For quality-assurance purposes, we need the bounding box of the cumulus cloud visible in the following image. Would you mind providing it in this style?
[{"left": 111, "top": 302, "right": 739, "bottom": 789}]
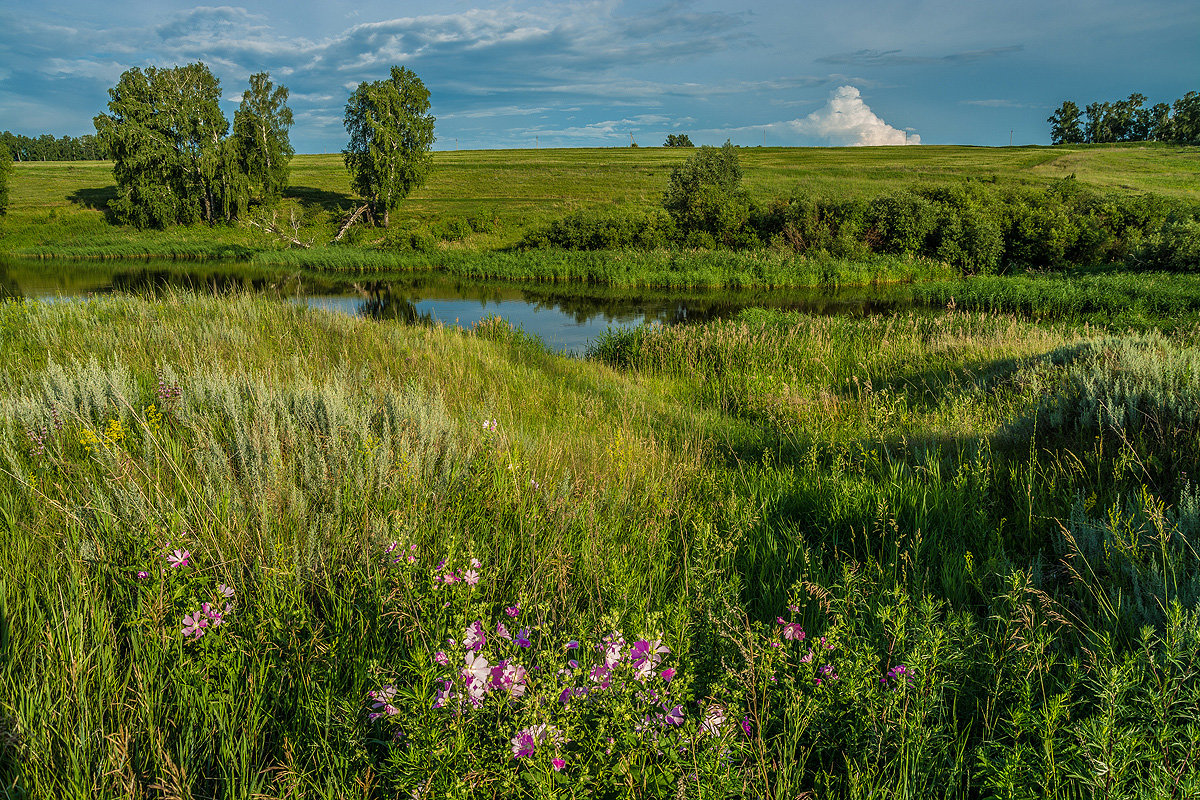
[{"left": 784, "top": 86, "right": 918, "bottom": 146}]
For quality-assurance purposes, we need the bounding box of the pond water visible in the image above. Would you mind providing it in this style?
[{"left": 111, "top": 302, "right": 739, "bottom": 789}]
[{"left": 1, "top": 258, "right": 914, "bottom": 354}]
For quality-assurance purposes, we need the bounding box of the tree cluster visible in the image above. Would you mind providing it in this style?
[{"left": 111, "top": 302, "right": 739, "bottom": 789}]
[
  {"left": 663, "top": 134, "right": 694, "bottom": 148},
  {"left": 1049, "top": 91, "right": 1199, "bottom": 145},
  {"left": 94, "top": 62, "right": 293, "bottom": 228},
  {"left": 1, "top": 131, "right": 105, "bottom": 162}
]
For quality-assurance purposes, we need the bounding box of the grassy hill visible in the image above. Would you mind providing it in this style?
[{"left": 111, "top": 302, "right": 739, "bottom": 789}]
[{"left": 3, "top": 144, "right": 1197, "bottom": 261}]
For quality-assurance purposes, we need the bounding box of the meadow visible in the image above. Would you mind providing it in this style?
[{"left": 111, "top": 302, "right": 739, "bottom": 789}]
[
  {"left": 2, "top": 289, "right": 1200, "bottom": 798},
  {"left": 2, "top": 143, "right": 1197, "bottom": 275}
]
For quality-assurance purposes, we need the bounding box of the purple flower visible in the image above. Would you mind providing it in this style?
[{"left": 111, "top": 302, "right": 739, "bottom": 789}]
[
  {"left": 496, "top": 621, "right": 511, "bottom": 641},
  {"left": 661, "top": 667, "right": 676, "bottom": 682},
  {"left": 777, "top": 618, "right": 806, "bottom": 641},
  {"left": 511, "top": 731, "right": 536, "bottom": 759},
  {"left": 663, "top": 704, "right": 684, "bottom": 726},
  {"left": 741, "top": 716, "right": 753, "bottom": 736},
  {"left": 505, "top": 605, "right": 520, "bottom": 618},
  {"left": 136, "top": 571, "right": 149, "bottom": 580},
  {"left": 434, "top": 651, "right": 449, "bottom": 666},
  {"left": 565, "top": 640, "right": 580, "bottom": 650},
  {"left": 515, "top": 628, "right": 532, "bottom": 648},
  {"left": 217, "top": 584, "right": 235, "bottom": 598},
  {"left": 462, "top": 569, "right": 480, "bottom": 585},
  {"left": 552, "top": 758, "right": 565, "bottom": 772},
  {"left": 463, "top": 621, "right": 486, "bottom": 652}
]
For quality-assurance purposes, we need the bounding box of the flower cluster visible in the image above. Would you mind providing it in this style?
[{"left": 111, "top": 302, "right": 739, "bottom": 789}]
[
  {"left": 880, "top": 664, "right": 911, "bottom": 689},
  {"left": 182, "top": 584, "right": 236, "bottom": 640}
]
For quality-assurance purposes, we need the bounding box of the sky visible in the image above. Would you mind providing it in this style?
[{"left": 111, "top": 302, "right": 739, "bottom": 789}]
[{"left": 1, "top": 0, "right": 1197, "bottom": 152}]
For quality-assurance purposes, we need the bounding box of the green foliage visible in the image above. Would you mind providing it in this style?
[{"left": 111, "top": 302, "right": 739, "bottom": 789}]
[
  {"left": 1048, "top": 101, "right": 1084, "bottom": 144},
  {"left": 1, "top": 130, "right": 105, "bottom": 161},
  {"left": 1136, "top": 218, "right": 1200, "bottom": 271},
  {"left": 663, "top": 133, "right": 694, "bottom": 147},
  {"left": 1052, "top": 89, "right": 1199, "bottom": 143},
  {"left": 232, "top": 72, "right": 295, "bottom": 203},
  {"left": 519, "top": 206, "right": 676, "bottom": 250},
  {"left": 94, "top": 63, "right": 247, "bottom": 228},
  {"left": 0, "top": 145, "right": 11, "bottom": 214},
  {"left": 343, "top": 66, "right": 436, "bottom": 227},
  {"left": 662, "top": 141, "right": 755, "bottom": 247}
]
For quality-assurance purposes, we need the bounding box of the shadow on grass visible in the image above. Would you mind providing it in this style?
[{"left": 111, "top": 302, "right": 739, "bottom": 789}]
[
  {"left": 284, "top": 186, "right": 357, "bottom": 212},
  {"left": 68, "top": 186, "right": 118, "bottom": 221}
]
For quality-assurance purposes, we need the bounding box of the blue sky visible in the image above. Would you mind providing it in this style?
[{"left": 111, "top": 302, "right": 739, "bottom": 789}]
[{"left": 1, "top": 0, "right": 1197, "bottom": 152}]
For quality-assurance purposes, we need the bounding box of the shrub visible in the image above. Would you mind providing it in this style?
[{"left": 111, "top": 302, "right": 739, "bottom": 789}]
[
  {"left": 662, "top": 141, "right": 751, "bottom": 246},
  {"left": 519, "top": 206, "right": 676, "bottom": 250},
  {"left": 1136, "top": 218, "right": 1200, "bottom": 271}
]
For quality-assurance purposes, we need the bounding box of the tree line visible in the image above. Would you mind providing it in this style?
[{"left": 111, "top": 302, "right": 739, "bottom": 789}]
[
  {"left": 1048, "top": 91, "right": 1199, "bottom": 145},
  {"left": 1, "top": 131, "right": 106, "bottom": 161},
  {"left": 90, "top": 61, "right": 433, "bottom": 230}
]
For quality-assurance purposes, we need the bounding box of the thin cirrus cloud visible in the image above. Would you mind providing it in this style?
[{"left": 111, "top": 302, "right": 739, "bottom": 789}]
[{"left": 817, "top": 46, "right": 1023, "bottom": 67}]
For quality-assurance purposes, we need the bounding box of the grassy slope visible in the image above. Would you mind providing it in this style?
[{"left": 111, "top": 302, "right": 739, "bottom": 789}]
[
  {"left": 3, "top": 144, "right": 1197, "bottom": 260},
  {"left": 4, "top": 294, "right": 1200, "bottom": 796}
]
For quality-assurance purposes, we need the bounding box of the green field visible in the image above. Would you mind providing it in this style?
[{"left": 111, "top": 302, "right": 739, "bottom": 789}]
[{"left": 3, "top": 144, "right": 1197, "bottom": 264}]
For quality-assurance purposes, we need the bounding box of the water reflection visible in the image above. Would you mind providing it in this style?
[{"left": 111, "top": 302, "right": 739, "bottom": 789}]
[{"left": 3, "top": 258, "right": 914, "bottom": 353}]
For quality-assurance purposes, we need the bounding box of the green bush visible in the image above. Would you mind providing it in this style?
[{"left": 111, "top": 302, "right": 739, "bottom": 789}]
[
  {"left": 1136, "top": 218, "right": 1200, "bottom": 271},
  {"left": 519, "top": 206, "right": 676, "bottom": 250}
]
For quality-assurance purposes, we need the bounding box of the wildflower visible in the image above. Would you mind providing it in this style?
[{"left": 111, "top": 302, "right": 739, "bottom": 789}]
[
  {"left": 510, "top": 724, "right": 562, "bottom": 759},
  {"left": 800, "top": 649, "right": 813, "bottom": 663},
  {"left": 515, "top": 628, "right": 532, "bottom": 648},
  {"left": 505, "top": 605, "right": 520, "bottom": 618},
  {"left": 820, "top": 636, "right": 833, "bottom": 650},
  {"left": 565, "top": 640, "right": 580, "bottom": 650},
  {"left": 463, "top": 620, "right": 486, "bottom": 652},
  {"left": 815, "top": 664, "right": 838, "bottom": 686},
  {"left": 661, "top": 667, "right": 676, "bottom": 682},
  {"left": 496, "top": 621, "right": 512, "bottom": 641},
  {"left": 385, "top": 541, "right": 398, "bottom": 554},
  {"left": 552, "top": 758, "right": 565, "bottom": 772},
  {"left": 462, "top": 569, "right": 480, "bottom": 585},
  {"left": 788, "top": 604, "right": 800, "bottom": 613},
  {"left": 217, "top": 584, "right": 235, "bottom": 598},
  {"left": 432, "top": 680, "right": 454, "bottom": 709},
  {"left": 136, "top": 571, "right": 149, "bottom": 580},
  {"left": 462, "top": 653, "right": 492, "bottom": 706},
  {"left": 700, "top": 704, "right": 726, "bottom": 736},
  {"left": 663, "top": 704, "right": 684, "bottom": 726},
  {"left": 166, "top": 549, "right": 191, "bottom": 569},
  {"left": 741, "top": 716, "right": 753, "bottom": 736},
  {"left": 881, "top": 664, "right": 911, "bottom": 688},
  {"left": 777, "top": 618, "right": 806, "bottom": 641},
  {"left": 181, "top": 611, "right": 207, "bottom": 639},
  {"left": 435, "top": 651, "right": 449, "bottom": 666},
  {"left": 368, "top": 686, "right": 400, "bottom": 718},
  {"left": 490, "top": 660, "right": 528, "bottom": 698},
  {"left": 470, "top": 557, "right": 481, "bottom": 568}
]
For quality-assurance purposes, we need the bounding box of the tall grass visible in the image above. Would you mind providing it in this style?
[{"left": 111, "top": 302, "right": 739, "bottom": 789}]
[{"left": 3, "top": 294, "right": 1200, "bottom": 797}]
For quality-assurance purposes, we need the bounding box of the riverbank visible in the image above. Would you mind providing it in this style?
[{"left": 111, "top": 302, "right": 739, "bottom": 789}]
[{"left": 3, "top": 292, "right": 1200, "bottom": 796}]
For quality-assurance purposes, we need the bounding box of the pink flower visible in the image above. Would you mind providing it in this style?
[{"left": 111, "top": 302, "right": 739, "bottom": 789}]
[
  {"left": 505, "top": 605, "right": 520, "bottom": 618},
  {"left": 552, "top": 758, "right": 565, "bottom": 771},
  {"left": 217, "top": 584, "right": 235, "bottom": 598},
  {"left": 181, "top": 611, "right": 207, "bottom": 639},
  {"left": 463, "top": 620, "right": 486, "bottom": 652},
  {"left": 136, "top": 571, "right": 149, "bottom": 580},
  {"left": 434, "top": 651, "right": 449, "bottom": 666},
  {"left": 166, "top": 549, "right": 190, "bottom": 569},
  {"left": 663, "top": 704, "right": 684, "bottom": 726},
  {"left": 495, "top": 621, "right": 512, "bottom": 640},
  {"left": 660, "top": 667, "right": 676, "bottom": 682},
  {"left": 462, "top": 569, "right": 480, "bottom": 585}
]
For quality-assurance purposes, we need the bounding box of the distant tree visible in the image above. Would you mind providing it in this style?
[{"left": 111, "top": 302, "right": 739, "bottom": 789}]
[
  {"left": 1145, "top": 102, "right": 1172, "bottom": 141},
  {"left": 1048, "top": 101, "right": 1084, "bottom": 144},
  {"left": 1168, "top": 91, "right": 1200, "bottom": 145},
  {"left": 343, "top": 66, "right": 436, "bottom": 227},
  {"left": 1084, "top": 101, "right": 1114, "bottom": 143},
  {"left": 233, "top": 72, "right": 294, "bottom": 203},
  {"left": 664, "top": 134, "right": 694, "bottom": 147},
  {"left": 0, "top": 144, "right": 12, "bottom": 214},
  {"left": 94, "top": 62, "right": 250, "bottom": 227},
  {"left": 1108, "top": 93, "right": 1145, "bottom": 141}
]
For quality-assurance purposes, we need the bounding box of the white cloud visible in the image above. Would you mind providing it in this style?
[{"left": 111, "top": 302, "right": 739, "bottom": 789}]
[{"left": 784, "top": 85, "right": 919, "bottom": 146}]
